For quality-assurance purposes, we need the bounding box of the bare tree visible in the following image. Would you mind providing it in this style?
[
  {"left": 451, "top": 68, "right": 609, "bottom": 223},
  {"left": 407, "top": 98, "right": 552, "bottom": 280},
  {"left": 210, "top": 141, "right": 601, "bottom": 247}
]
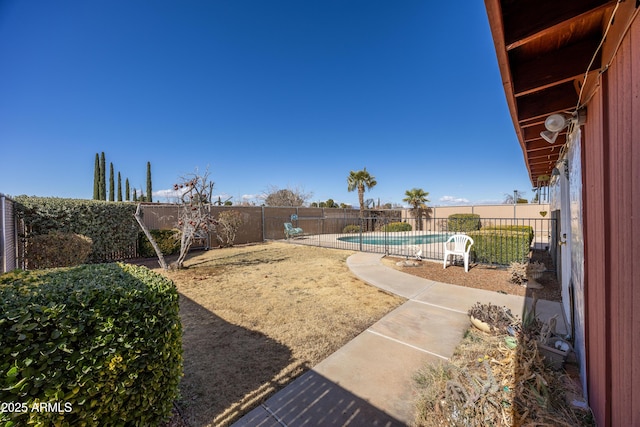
[
  {"left": 503, "top": 190, "right": 528, "bottom": 204},
  {"left": 216, "top": 210, "right": 243, "bottom": 247},
  {"left": 134, "top": 204, "right": 168, "bottom": 270},
  {"left": 263, "top": 185, "right": 312, "bottom": 207},
  {"left": 173, "top": 168, "right": 217, "bottom": 269}
]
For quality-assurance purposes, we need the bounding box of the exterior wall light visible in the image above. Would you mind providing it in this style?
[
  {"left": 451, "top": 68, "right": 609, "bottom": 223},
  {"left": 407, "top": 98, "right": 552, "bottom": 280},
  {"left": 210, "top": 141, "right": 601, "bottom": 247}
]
[
  {"left": 539, "top": 108, "right": 587, "bottom": 144},
  {"left": 545, "top": 114, "right": 569, "bottom": 132},
  {"left": 540, "top": 114, "right": 569, "bottom": 144},
  {"left": 541, "top": 129, "right": 560, "bottom": 144}
]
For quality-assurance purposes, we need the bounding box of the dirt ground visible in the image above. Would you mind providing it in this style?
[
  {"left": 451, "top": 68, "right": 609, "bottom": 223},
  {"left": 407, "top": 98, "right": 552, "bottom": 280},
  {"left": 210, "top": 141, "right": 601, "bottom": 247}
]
[
  {"left": 381, "top": 249, "right": 562, "bottom": 302},
  {"left": 142, "top": 242, "right": 404, "bottom": 427}
]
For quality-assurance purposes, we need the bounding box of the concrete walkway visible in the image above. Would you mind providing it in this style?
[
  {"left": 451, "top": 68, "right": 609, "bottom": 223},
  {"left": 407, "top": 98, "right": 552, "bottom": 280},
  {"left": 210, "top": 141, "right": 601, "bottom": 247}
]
[{"left": 233, "top": 253, "right": 566, "bottom": 426}]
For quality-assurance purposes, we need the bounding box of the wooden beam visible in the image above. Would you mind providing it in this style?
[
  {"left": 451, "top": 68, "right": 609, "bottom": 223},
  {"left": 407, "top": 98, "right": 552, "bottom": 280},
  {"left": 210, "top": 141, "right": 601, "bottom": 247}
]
[
  {"left": 529, "top": 159, "right": 556, "bottom": 167},
  {"left": 512, "top": 37, "right": 602, "bottom": 96},
  {"left": 503, "top": 0, "right": 614, "bottom": 50},
  {"left": 528, "top": 153, "right": 558, "bottom": 163},
  {"left": 520, "top": 117, "right": 546, "bottom": 129},
  {"left": 523, "top": 124, "right": 547, "bottom": 140},
  {"left": 516, "top": 81, "right": 578, "bottom": 121},
  {"left": 528, "top": 151, "right": 560, "bottom": 164},
  {"left": 527, "top": 145, "right": 560, "bottom": 156},
  {"left": 529, "top": 160, "right": 557, "bottom": 169},
  {"left": 525, "top": 134, "right": 568, "bottom": 148},
  {"left": 530, "top": 168, "right": 555, "bottom": 179}
]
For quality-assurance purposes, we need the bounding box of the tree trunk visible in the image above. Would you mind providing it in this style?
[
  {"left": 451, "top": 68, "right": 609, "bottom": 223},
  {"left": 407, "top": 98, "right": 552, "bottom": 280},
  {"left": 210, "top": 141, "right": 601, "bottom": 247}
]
[
  {"left": 175, "top": 230, "right": 194, "bottom": 269},
  {"left": 134, "top": 204, "right": 168, "bottom": 270}
]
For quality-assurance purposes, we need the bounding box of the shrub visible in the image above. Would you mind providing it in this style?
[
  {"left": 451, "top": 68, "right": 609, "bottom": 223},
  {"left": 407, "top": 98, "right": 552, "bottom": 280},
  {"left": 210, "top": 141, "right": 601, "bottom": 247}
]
[
  {"left": 216, "top": 210, "right": 244, "bottom": 247},
  {"left": 469, "top": 230, "right": 531, "bottom": 265},
  {"left": 381, "top": 222, "right": 412, "bottom": 232},
  {"left": 138, "top": 229, "right": 181, "bottom": 257},
  {"left": 342, "top": 224, "right": 361, "bottom": 234},
  {"left": 482, "top": 225, "right": 534, "bottom": 245},
  {"left": 14, "top": 196, "right": 139, "bottom": 264},
  {"left": 0, "top": 263, "right": 182, "bottom": 426},
  {"left": 447, "top": 214, "right": 481, "bottom": 233},
  {"left": 26, "top": 231, "right": 93, "bottom": 269}
]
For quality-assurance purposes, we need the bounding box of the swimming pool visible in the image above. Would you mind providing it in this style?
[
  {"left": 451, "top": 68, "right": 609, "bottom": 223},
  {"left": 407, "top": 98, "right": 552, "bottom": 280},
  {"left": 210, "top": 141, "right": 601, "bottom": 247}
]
[{"left": 337, "top": 233, "right": 450, "bottom": 245}]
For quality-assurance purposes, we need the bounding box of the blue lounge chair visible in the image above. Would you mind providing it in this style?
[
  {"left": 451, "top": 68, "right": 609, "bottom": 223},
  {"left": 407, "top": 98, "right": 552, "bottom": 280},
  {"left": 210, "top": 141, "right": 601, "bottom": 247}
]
[{"left": 284, "top": 222, "right": 303, "bottom": 239}]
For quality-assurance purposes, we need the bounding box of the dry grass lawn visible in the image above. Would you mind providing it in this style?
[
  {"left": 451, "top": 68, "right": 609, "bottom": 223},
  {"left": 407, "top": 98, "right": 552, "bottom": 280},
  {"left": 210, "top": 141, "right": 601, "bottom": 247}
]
[{"left": 152, "top": 242, "right": 404, "bottom": 427}]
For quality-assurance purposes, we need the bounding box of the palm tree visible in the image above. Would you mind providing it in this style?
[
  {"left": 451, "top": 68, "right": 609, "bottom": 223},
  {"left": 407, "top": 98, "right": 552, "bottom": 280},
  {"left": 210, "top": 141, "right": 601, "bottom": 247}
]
[
  {"left": 403, "top": 188, "right": 430, "bottom": 231},
  {"left": 347, "top": 168, "right": 377, "bottom": 219}
]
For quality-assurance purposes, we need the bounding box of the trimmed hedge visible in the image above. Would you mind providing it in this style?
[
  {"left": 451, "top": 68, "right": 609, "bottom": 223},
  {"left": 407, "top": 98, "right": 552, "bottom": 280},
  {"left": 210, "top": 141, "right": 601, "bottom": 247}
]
[
  {"left": 138, "top": 229, "right": 181, "bottom": 257},
  {"left": 482, "top": 225, "right": 534, "bottom": 244},
  {"left": 468, "top": 230, "right": 531, "bottom": 265},
  {"left": 342, "top": 224, "right": 361, "bottom": 234},
  {"left": 0, "top": 263, "right": 182, "bottom": 426},
  {"left": 447, "top": 214, "right": 481, "bottom": 233},
  {"left": 26, "top": 232, "right": 93, "bottom": 269},
  {"left": 381, "top": 222, "right": 412, "bottom": 232},
  {"left": 14, "top": 196, "right": 139, "bottom": 264}
]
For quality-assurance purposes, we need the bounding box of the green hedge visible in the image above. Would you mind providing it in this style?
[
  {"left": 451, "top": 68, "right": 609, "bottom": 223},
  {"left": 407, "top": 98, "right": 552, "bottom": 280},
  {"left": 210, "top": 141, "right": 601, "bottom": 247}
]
[
  {"left": 468, "top": 230, "right": 531, "bottom": 265},
  {"left": 27, "top": 232, "right": 93, "bottom": 269},
  {"left": 138, "top": 229, "right": 181, "bottom": 257},
  {"left": 482, "top": 225, "right": 534, "bottom": 244},
  {"left": 342, "top": 224, "right": 361, "bottom": 234},
  {"left": 381, "top": 222, "right": 412, "bottom": 232},
  {"left": 447, "top": 214, "right": 481, "bottom": 233},
  {"left": 0, "top": 263, "right": 182, "bottom": 426},
  {"left": 14, "top": 196, "right": 139, "bottom": 264}
]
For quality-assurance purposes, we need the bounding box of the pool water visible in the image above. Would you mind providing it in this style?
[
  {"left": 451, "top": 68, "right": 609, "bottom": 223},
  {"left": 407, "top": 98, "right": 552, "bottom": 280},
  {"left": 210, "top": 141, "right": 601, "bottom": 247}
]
[{"left": 337, "top": 233, "right": 449, "bottom": 245}]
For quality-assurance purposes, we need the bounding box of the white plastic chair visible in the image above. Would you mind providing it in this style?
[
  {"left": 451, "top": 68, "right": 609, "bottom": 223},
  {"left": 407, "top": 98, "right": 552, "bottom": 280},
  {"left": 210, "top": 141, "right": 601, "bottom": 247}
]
[{"left": 443, "top": 234, "right": 474, "bottom": 272}]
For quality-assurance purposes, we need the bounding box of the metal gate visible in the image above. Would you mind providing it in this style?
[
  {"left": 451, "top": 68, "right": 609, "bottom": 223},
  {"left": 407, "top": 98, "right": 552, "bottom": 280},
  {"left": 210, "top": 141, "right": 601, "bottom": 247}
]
[{"left": 1, "top": 194, "right": 17, "bottom": 273}]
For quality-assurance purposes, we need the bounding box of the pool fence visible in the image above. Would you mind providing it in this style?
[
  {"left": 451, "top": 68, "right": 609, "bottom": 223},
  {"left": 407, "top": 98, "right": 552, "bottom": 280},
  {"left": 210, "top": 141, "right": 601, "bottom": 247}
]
[{"left": 271, "top": 213, "right": 556, "bottom": 267}]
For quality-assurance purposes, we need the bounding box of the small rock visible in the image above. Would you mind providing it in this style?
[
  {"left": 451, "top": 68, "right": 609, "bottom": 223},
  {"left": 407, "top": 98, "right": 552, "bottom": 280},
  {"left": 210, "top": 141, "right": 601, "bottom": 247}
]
[{"left": 396, "top": 260, "right": 420, "bottom": 267}]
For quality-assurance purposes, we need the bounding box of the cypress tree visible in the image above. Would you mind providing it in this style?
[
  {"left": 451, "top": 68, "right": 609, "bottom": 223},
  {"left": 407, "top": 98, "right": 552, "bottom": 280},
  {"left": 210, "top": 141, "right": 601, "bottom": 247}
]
[
  {"left": 93, "top": 153, "right": 100, "bottom": 200},
  {"left": 109, "top": 163, "right": 115, "bottom": 201},
  {"left": 99, "top": 152, "right": 106, "bottom": 200},
  {"left": 125, "top": 178, "right": 130, "bottom": 201},
  {"left": 146, "top": 161, "right": 153, "bottom": 203},
  {"left": 117, "top": 172, "right": 123, "bottom": 201},
  {"left": 133, "top": 189, "right": 138, "bottom": 202}
]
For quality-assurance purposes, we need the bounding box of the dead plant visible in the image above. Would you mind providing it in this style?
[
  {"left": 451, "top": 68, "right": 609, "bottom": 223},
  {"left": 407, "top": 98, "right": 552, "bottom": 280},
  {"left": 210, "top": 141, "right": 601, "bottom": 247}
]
[
  {"left": 414, "top": 328, "right": 595, "bottom": 427},
  {"left": 508, "top": 261, "right": 528, "bottom": 285},
  {"left": 468, "top": 302, "right": 518, "bottom": 334}
]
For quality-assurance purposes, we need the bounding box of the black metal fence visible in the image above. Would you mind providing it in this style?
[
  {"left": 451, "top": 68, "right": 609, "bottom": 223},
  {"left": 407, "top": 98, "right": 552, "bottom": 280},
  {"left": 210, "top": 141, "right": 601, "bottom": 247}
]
[{"left": 273, "top": 215, "right": 556, "bottom": 268}]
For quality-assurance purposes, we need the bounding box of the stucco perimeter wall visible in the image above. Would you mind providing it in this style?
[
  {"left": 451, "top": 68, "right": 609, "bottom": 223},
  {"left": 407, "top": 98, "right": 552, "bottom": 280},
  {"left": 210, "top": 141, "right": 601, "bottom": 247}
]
[
  {"left": 401, "top": 203, "right": 551, "bottom": 233},
  {"left": 430, "top": 203, "right": 550, "bottom": 219}
]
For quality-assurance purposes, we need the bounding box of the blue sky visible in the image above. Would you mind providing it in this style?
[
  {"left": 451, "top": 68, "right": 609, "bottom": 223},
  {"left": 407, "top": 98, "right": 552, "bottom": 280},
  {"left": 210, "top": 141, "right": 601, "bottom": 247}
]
[{"left": 0, "top": 0, "right": 533, "bottom": 207}]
